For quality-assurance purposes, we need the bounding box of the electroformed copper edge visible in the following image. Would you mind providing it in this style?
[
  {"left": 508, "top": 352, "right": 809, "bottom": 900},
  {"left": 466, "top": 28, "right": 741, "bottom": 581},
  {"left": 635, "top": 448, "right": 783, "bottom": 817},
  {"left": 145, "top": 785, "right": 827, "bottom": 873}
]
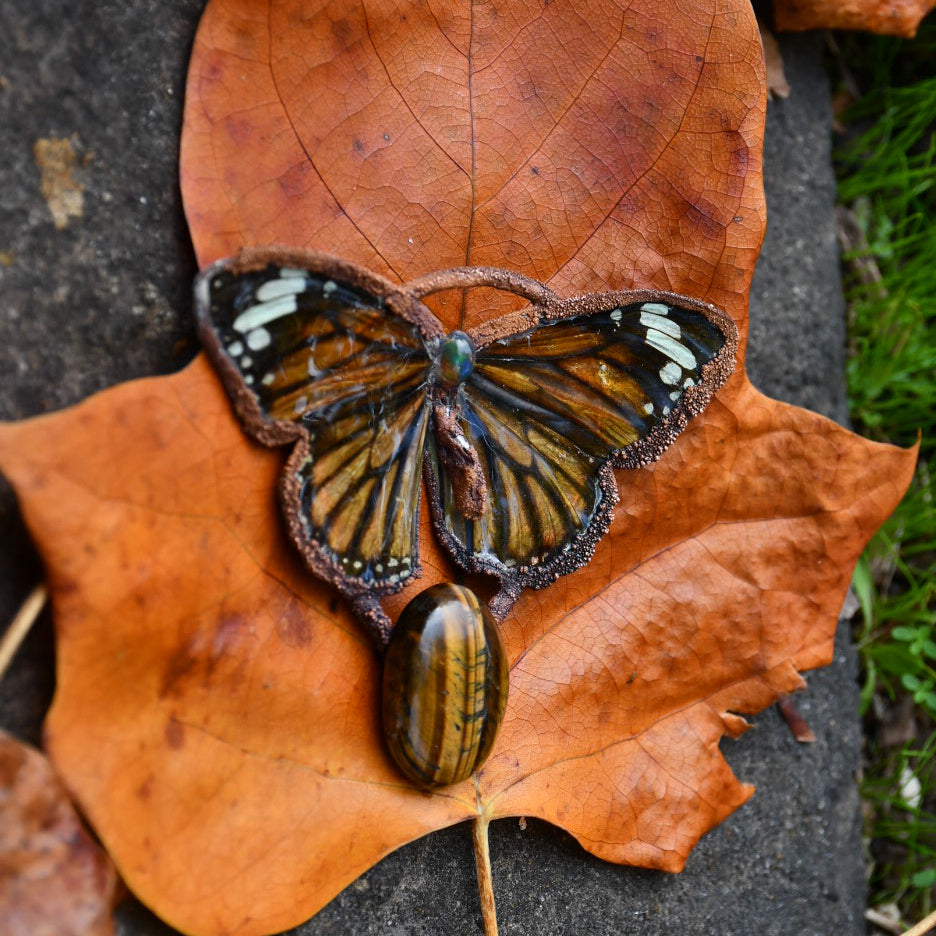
[{"left": 195, "top": 246, "right": 739, "bottom": 645}]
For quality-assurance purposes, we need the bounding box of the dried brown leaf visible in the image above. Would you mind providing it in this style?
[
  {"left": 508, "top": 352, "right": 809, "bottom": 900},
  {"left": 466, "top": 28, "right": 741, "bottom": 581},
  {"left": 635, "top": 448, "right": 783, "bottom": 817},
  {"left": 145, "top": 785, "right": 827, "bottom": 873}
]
[
  {"left": 0, "top": 730, "right": 117, "bottom": 936},
  {"left": 0, "top": 1, "right": 917, "bottom": 934}
]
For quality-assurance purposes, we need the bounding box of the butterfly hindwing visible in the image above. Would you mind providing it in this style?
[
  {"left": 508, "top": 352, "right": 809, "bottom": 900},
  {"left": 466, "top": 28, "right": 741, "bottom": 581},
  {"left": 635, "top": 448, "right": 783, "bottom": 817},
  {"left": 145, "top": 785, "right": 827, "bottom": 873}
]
[
  {"left": 196, "top": 258, "right": 433, "bottom": 596},
  {"left": 428, "top": 297, "right": 734, "bottom": 599}
]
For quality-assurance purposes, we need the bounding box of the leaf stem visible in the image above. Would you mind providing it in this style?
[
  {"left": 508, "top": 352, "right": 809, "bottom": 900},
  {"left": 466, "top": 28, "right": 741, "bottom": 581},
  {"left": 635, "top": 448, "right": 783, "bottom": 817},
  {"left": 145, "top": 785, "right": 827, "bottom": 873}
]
[
  {"left": 472, "top": 815, "right": 498, "bottom": 936},
  {"left": 0, "top": 583, "right": 48, "bottom": 684}
]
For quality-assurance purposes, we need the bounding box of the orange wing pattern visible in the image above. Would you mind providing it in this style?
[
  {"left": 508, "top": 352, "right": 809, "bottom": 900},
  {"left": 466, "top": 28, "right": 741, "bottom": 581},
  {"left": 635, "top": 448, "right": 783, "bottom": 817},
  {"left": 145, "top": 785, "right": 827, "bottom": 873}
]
[
  {"left": 197, "top": 255, "right": 735, "bottom": 621},
  {"left": 428, "top": 302, "right": 729, "bottom": 598}
]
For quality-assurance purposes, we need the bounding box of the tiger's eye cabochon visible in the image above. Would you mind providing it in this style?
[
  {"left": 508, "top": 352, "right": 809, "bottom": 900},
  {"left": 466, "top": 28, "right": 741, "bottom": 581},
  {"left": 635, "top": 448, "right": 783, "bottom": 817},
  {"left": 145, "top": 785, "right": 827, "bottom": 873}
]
[{"left": 381, "top": 584, "right": 509, "bottom": 788}]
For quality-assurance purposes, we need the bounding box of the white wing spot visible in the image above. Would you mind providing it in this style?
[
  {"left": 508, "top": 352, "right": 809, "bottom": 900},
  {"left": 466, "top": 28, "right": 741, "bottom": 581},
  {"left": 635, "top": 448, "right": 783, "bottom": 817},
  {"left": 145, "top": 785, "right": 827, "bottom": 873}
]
[
  {"left": 322, "top": 280, "right": 337, "bottom": 294},
  {"left": 659, "top": 361, "right": 682, "bottom": 385},
  {"left": 610, "top": 309, "right": 623, "bottom": 323},
  {"left": 240, "top": 355, "right": 253, "bottom": 369},
  {"left": 640, "top": 310, "right": 681, "bottom": 339},
  {"left": 233, "top": 295, "right": 298, "bottom": 332},
  {"left": 647, "top": 330, "right": 696, "bottom": 370},
  {"left": 256, "top": 277, "right": 306, "bottom": 302},
  {"left": 261, "top": 373, "right": 275, "bottom": 387},
  {"left": 227, "top": 341, "right": 244, "bottom": 357},
  {"left": 246, "top": 327, "right": 272, "bottom": 351},
  {"left": 279, "top": 267, "right": 306, "bottom": 278},
  {"left": 294, "top": 395, "right": 308, "bottom": 414},
  {"left": 683, "top": 377, "right": 696, "bottom": 389},
  {"left": 641, "top": 302, "right": 670, "bottom": 316},
  {"left": 643, "top": 402, "right": 654, "bottom": 414}
]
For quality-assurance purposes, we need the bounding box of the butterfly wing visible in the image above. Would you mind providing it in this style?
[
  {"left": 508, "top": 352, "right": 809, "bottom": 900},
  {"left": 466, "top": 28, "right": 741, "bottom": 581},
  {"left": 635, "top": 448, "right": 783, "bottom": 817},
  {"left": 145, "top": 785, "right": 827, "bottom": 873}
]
[
  {"left": 427, "top": 296, "right": 736, "bottom": 610},
  {"left": 195, "top": 256, "right": 433, "bottom": 599}
]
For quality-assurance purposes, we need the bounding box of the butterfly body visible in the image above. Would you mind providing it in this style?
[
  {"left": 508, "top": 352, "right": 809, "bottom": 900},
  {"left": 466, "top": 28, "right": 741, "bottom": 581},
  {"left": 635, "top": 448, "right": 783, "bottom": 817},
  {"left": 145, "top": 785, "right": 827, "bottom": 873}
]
[
  {"left": 436, "top": 332, "right": 476, "bottom": 386},
  {"left": 196, "top": 248, "right": 737, "bottom": 644}
]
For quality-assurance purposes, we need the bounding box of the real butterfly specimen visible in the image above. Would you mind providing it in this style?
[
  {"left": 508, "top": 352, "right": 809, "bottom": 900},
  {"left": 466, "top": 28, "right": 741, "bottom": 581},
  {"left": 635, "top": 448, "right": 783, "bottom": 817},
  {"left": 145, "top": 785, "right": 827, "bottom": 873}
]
[
  {"left": 196, "top": 247, "right": 737, "bottom": 639},
  {"left": 195, "top": 247, "right": 737, "bottom": 787}
]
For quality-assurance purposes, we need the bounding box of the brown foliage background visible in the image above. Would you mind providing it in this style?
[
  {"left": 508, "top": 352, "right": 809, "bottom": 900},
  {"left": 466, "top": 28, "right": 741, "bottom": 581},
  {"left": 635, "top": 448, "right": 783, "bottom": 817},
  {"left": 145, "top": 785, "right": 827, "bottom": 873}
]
[
  {"left": 0, "top": 731, "right": 117, "bottom": 936},
  {"left": 774, "top": 0, "right": 936, "bottom": 38}
]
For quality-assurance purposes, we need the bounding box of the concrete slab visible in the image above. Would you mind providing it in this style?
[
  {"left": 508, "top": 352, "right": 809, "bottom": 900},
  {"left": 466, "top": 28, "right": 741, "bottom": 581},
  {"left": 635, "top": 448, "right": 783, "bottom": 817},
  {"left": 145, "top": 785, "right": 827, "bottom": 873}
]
[{"left": 0, "top": 6, "right": 863, "bottom": 934}]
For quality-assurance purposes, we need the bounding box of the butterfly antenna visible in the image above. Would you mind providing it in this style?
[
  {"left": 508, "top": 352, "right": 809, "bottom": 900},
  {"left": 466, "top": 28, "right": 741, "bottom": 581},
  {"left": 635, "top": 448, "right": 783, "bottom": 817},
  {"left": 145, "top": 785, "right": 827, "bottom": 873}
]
[{"left": 405, "top": 267, "right": 559, "bottom": 309}]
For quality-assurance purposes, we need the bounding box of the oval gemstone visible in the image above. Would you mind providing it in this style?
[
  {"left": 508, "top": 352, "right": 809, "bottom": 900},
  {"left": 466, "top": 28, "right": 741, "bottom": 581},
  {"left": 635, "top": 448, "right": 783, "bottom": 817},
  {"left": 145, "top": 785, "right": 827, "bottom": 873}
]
[
  {"left": 437, "top": 331, "right": 475, "bottom": 385},
  {"left": 381, "top": 583, "right": 508, "bottom": 788}
]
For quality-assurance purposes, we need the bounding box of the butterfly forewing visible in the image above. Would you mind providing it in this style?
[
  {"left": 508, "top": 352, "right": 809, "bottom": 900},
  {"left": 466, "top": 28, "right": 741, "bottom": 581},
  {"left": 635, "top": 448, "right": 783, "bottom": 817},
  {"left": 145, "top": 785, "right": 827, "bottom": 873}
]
[
  {"left": 198, "top": 261, "right": 433, "bottom": 594},
  {"left": 430, "top": 299, "right": 731, "bottom": 587}
]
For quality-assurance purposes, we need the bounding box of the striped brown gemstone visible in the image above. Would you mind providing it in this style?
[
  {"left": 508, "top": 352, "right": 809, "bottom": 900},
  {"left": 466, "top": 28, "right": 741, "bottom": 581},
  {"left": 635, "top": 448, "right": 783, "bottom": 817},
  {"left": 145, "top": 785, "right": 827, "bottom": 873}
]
[{"left": 381, "top": 583, "right": 508, "bottom": 788}]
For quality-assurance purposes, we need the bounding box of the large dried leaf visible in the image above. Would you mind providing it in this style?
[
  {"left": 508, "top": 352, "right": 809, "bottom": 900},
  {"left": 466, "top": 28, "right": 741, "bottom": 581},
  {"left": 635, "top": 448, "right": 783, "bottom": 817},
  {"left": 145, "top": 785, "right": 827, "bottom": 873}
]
[
  {"left": 0, "top": 364, "right": 912, "bottom": 936},
  {"left": 0, "top": 730, "right": 117, "bottom": 936},
  {"left": 774, "top": 0, "right": 936, "bottom": 37},
  {"left": 180, "top": 0, "right": 767, "bottom": 327},
  {"left": 0, "top": 1, "right": 917, "bottom": 935}
]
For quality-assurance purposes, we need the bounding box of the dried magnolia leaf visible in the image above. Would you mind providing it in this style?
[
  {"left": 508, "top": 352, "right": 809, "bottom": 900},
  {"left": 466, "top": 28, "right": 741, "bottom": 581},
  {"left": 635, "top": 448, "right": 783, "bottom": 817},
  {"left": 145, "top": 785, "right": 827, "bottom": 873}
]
[
  {"left": 0, "top": 730, "right": 117, "bottom": 936},
  {"left": 0, "top": 1, "right": 917, "bottom": 935},
  {"left": 0, "top": 364, "right": 913, "bottom": 936},
  {"left": 774, "top": 0, "right": 936, "bottom": 37}
]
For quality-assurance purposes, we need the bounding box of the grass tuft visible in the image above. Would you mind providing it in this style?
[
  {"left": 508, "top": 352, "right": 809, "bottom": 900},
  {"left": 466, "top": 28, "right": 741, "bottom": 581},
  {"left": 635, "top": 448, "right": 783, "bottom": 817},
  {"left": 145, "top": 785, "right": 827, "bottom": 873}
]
[{"left": 833, "top": 21, "right": 936, "bottom": 924}]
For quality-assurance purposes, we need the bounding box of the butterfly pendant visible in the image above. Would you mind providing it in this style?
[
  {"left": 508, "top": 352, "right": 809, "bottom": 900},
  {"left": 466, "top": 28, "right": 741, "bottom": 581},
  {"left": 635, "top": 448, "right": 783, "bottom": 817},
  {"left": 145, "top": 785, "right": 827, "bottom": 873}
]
[{"left": 195, "top": 248, "right": 737, "bottom": 646}]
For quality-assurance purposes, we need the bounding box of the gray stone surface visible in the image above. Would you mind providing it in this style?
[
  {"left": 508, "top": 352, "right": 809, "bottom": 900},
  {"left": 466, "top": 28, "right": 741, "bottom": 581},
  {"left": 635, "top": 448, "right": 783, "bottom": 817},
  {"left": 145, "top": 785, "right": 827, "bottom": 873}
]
[
  {"left": 748, "top": 36, "right": 850, "bottom": 426},
  {"left": 0, "top": 6, "right": 863, "bottom": 935}
]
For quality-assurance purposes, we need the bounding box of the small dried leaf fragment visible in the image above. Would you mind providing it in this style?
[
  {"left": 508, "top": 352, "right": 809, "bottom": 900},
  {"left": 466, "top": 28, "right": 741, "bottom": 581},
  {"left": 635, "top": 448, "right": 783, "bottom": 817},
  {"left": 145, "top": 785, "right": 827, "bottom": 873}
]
[
  {"left": 33, "top": 137, "right": 85, "bottom": 230},
  {"left": 0, "top": 729, "right": 117, "bottom": 936},
  {"left": 774, "top": 0, "right": 936, "bottom": 37},
  {"left": 761, "top": 27, "right": 791, "bottom": 100},
  {"left": 777, "top": 695, "right": 817, "bottom": 743}
]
